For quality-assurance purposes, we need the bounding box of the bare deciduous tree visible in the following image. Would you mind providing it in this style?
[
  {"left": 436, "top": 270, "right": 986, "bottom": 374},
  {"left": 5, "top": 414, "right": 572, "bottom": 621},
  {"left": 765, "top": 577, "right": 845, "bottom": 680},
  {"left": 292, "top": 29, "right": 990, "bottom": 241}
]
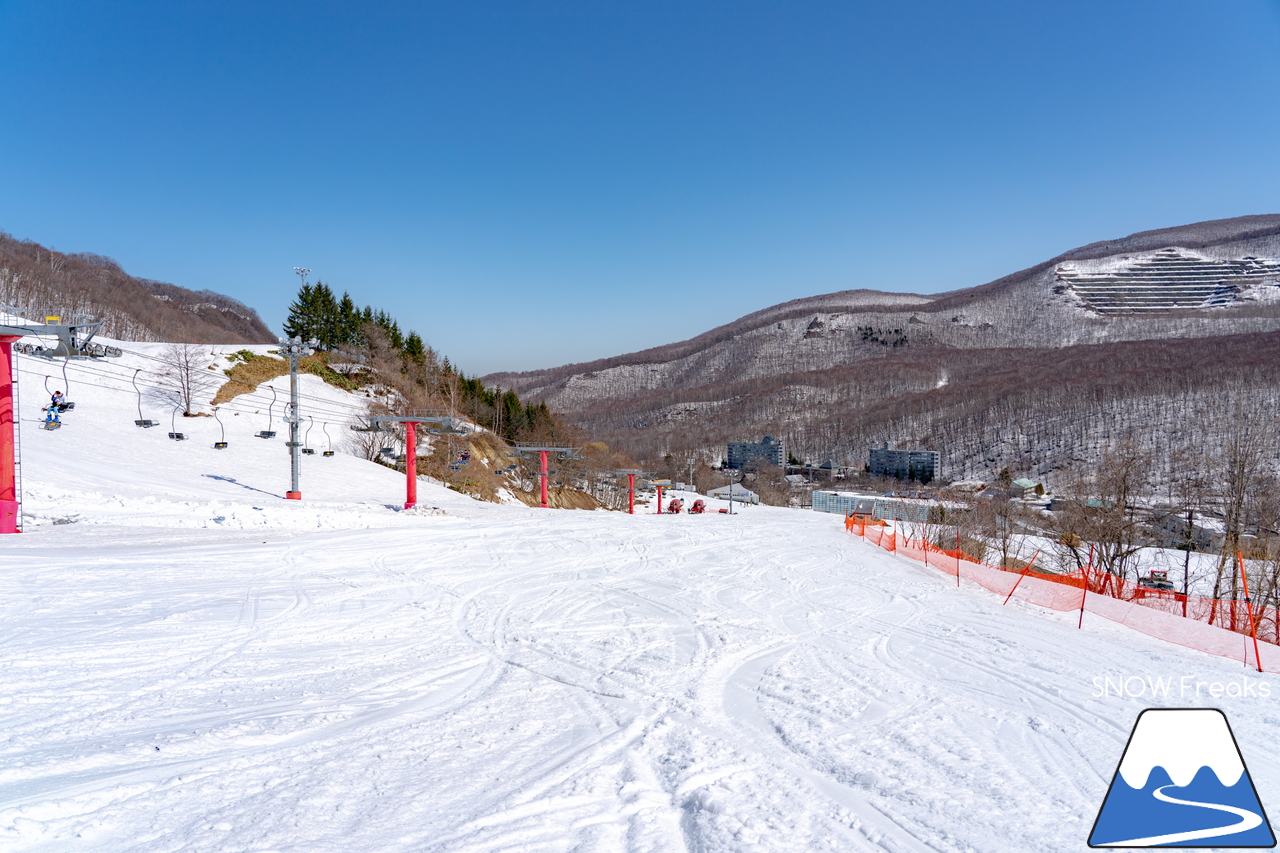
[
  {"left": 1052, "top": 444, "right": 1151, "bottom": 582},
  {"left": 156, "top": 343, "right": 217, "bottom": 415}
]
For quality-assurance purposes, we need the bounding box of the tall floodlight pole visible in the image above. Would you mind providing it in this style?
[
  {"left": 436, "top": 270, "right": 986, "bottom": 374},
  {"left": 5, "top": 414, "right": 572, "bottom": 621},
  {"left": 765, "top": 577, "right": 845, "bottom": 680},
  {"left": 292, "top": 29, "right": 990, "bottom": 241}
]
[{"left": 281, "top": 335, "right": 317, "bottom": 499}]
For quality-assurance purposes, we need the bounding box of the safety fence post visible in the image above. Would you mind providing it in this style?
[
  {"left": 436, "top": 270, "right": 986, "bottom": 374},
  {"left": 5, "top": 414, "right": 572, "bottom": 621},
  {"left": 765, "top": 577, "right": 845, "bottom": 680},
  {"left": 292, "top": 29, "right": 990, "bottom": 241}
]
[
  {"left": 1238, "top": 551, "right": 1265, "bottom": 673},
  {"left": 1002, "top": 550, "right": 1041, "bottom": 606}
]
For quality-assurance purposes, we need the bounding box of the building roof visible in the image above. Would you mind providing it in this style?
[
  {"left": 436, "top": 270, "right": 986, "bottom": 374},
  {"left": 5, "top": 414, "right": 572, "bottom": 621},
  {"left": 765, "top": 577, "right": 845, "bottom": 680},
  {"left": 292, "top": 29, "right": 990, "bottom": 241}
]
[
  {"left": 708, "top": 484, "right": 758, "bottom": 497},
  {"left": 1011, "top": 478, "right": 1039, "bottom": 490}
]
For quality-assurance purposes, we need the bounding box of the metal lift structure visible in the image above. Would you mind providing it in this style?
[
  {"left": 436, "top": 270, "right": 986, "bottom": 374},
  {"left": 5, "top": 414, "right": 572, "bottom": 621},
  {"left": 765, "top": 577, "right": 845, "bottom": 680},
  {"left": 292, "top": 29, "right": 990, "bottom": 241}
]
[
  {"left": 612, "top": 469, "right": 649, "bottom": 515},
  {"left": 353, "top": 410, "right": 467, "bottom": 509},
  {"left": 0, "top": 307, "right": 121, "bottom": 533},
  {"left": 514, "top": 442, "right": 581, "bottom": 508}
]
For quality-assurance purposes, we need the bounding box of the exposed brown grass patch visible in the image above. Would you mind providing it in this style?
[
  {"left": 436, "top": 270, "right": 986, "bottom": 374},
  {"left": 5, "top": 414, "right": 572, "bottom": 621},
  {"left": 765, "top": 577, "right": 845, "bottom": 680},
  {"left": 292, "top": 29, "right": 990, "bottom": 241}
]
[
  {"left": 211, "top": 352, "right": 350, "bottom": 406},
  {"left": 211, "top": 353, "right": 288, "bottom": 405}
]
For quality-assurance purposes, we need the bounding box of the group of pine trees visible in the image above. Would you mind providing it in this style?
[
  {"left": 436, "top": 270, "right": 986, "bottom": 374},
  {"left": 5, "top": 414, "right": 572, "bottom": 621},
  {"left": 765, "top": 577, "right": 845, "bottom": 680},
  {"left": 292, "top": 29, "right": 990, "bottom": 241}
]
[
  {"left": 282, "top": 281, "right": 428, "bottom": 358},
  {"left": 281, "top": 280, "right": 566, "bottom": 444}
]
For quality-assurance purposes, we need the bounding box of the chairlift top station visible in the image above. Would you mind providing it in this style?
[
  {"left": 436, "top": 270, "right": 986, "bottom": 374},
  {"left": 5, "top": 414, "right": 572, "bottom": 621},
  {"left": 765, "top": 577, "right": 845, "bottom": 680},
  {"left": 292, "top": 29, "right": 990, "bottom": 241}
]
[{"left": 0, "top": 307, "right": 122, "bottom": 533}]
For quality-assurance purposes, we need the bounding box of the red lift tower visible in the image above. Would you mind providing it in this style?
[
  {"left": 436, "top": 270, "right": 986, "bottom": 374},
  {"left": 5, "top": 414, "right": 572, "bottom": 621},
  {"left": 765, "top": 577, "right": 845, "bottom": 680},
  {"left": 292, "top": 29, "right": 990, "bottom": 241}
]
[
  {"left": 0, "top": 308, "right": 121, "bottom": 533},
  {"left": 354, "top": 411, "right": 466, "bottom": 509},
  {"left": 612, "top": 469, "right": 649, "bottom": 514},
  {"left": 513, "top": 442, "right": 581, "bottom": 508}
]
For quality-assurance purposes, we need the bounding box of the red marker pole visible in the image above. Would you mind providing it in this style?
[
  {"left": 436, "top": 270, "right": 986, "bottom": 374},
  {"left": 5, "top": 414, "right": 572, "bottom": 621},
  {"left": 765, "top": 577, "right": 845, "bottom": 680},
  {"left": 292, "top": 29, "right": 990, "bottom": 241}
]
[
  {"left": 628, "top": 473, "right": 635, "bottom": 515},
  {"left": 0, "top": 336, "right": 20, "bottom": 533},
  {"left": 540, "top": 450, "right": 549, "bottom": 508},
  {"left": 657, "top": 485, "right": 663, "bottom": 514},
  {"left": 404, "top": 421, "right": 417, "bottom": 510},
  {"left": 1002, "top": 550, "right": 1041, "bottom": 606}
]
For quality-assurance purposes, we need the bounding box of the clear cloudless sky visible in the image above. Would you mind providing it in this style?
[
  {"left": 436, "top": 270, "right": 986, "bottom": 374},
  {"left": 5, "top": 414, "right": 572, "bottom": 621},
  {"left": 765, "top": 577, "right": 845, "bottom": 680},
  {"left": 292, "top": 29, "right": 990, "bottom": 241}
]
[{"left": 3, "top": 0, "right": 1280, "bottom": 374}]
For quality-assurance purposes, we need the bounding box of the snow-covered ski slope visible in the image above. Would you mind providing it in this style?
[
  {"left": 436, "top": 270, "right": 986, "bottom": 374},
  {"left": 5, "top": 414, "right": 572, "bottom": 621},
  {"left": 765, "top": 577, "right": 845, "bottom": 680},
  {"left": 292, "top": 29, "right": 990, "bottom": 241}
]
[{"left": 3, "top": 343, "right": 1278, "bottom": 852}]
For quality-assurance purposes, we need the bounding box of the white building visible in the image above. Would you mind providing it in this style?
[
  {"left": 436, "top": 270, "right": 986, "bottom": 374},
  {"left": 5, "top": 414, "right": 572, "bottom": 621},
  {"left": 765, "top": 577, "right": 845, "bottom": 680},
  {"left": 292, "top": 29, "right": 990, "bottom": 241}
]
[{"left": 708, "top": 483, "right": 760, "bottom": 505}]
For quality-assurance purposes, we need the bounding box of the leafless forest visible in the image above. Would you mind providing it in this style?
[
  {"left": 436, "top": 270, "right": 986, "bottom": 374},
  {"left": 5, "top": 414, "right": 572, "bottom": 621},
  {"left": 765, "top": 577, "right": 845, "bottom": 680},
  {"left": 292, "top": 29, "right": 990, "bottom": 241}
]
[
  {"left": 485, "top": 215, "right": 1280, "bottom": 484},
  {"left": 0, "top": 232, "right": 274, "bottom": 344}
]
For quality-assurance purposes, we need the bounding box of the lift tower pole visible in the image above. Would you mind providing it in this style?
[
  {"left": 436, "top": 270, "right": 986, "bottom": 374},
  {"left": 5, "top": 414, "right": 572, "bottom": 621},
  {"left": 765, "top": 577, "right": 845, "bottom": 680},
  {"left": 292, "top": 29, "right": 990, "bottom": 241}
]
[
  {"left": 354, "top": 411, "right": 467, "bottom": 509},
  {"left": 612, "top": 469, "right": 648, "bottom": 515},
  {"left": 280, "top": 336, "right": 317, "bottom": 500},
  {"left": 514, "top": 443, "right": 581, "bottom": 508}
]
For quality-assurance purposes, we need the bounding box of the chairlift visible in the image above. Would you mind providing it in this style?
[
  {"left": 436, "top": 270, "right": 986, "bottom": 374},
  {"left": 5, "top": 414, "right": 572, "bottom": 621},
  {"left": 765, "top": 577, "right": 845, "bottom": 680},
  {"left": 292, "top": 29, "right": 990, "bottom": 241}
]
[
  {"left": 301, "top": 416, "right": 316, "bottom": 454},
  {"left": 132, "top": 369, "right": 157, "bottom": 427},
  {"left": 379, "top": 446, "right": 395, "bottom": 456},
  {"left": 212, "top": 407, "right": 228, "bottom": 449},
  {"left": 350, "top": 415, "right": 387, "bottom": 433},
  {"left": 42, "top": 375, "right": 73, "bottom": 413},
  {"left": 59, "top": 360, "right": 74, "bottom": 410},
  {"left": 256, "top": 386, "right": 277, "bottom": 438},
  {"left": 168, "top": 406, "right": 188, "bottom": 441},
  {"left": 322, "top": 422, "right": 335, "bottom": 457}
]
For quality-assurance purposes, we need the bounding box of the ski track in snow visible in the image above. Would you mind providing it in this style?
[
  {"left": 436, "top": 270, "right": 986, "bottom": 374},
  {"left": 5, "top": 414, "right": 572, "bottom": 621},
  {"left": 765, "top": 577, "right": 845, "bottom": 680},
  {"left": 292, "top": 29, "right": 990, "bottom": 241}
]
[{"left": 2, "top": 343, "right": 1278, "bottom": 851}]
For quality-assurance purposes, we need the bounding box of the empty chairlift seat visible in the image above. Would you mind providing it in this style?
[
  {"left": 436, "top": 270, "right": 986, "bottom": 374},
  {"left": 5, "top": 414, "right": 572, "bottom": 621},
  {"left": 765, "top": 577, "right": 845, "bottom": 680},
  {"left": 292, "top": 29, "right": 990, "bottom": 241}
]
[
  {"left": 131, "top": 369, "right": 157, "bottom": 427},
  {"left": 256, "top": 386, "right": 278, "bottom": 438},
  {"left": 168, "top": 408, "right": 187, "bottom": 441}
]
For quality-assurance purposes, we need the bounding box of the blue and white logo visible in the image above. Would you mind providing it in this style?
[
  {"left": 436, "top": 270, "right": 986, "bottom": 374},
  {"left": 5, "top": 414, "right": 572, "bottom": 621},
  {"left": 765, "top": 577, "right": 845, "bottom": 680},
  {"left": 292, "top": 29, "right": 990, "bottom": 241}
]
[{"left": 1090, "top": 708, "right": 1275, "bottom": 848}]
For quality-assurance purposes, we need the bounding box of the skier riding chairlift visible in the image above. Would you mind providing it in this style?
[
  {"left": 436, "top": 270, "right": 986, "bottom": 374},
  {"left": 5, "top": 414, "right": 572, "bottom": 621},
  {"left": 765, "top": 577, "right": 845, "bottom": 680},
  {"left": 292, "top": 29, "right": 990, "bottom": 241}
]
[{"left": 42, "top": 406, "right": 62, "bottom": 430}]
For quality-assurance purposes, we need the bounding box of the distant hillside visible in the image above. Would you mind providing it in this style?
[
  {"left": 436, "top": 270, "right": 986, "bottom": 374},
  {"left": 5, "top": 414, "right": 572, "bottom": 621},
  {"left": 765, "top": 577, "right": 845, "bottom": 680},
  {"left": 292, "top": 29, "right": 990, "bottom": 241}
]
[
  {"left": 0, "top": 232, "right": 275, "bottom": 343},
  {"left": 484, "top": 214, "right": 1280, "bottom": 480}
]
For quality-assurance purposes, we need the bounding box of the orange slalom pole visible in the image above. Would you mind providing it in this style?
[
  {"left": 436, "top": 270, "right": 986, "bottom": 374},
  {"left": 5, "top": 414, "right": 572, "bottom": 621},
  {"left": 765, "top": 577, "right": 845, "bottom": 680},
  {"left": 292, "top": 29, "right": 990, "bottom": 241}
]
[{"left": 1238, "top": 551, "right": 1265, "bottom": 673}]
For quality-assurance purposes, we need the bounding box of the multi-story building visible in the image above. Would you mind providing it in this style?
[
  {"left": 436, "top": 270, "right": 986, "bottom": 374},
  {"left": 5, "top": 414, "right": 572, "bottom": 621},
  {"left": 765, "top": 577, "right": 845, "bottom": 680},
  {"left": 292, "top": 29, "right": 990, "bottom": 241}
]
[
  {"left": 868, "top": 443, "right": 939, "bottom": 482},
  {"left": 727, "top": 435, "right": 785, "bottom": 470}
]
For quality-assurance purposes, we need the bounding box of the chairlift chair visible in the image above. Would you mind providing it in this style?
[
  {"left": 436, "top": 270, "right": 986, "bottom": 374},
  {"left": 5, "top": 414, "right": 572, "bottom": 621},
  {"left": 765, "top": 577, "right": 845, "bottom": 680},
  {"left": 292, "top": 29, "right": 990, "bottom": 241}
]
[
  {"left": 321, "top": 422, "right": 335, "bottom": 456},
  {"left": 58, "top": 361, "right": 75, "bottom": 410},
  {"left": 301, "top": 416, "right": 316, "bottom": 454},
  {"left": 212, "top": 407, "right": 228, "bottom": 449},
  {"left": 256, "top": 385, "right": 278, "bottom": 438},
  {"left": 43, "top": 375, "right": 74, "bottom": 413},
  {"left": 168, "top": 406, "right": 187, "bottom": 441},
  {"left": 131, "top": 369, "right": 157, "bottom": 428}
]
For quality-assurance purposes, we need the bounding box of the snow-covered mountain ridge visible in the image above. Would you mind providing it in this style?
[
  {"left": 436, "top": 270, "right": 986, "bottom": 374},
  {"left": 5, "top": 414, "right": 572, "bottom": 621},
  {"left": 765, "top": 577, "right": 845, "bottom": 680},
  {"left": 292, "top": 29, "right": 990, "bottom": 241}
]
[
  {"left": 482, "top": 215, "right": 1280, "bottom": 476},
  {"left": 486, "top": 215, "right": 1280, "bottom": 408}
]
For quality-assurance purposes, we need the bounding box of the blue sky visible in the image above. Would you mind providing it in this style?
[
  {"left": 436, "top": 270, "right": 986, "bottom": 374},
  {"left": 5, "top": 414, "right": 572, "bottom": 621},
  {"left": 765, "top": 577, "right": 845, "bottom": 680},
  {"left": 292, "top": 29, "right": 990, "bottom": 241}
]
[{"left": 3, "top": 1, "right": 1280, "bottom": 375}]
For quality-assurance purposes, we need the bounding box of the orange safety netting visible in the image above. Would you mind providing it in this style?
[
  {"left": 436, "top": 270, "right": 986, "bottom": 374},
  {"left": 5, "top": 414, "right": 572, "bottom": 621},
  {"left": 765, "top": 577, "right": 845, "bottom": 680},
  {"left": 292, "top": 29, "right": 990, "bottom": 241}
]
[{"left": 843, "top": 514, "right": 1276, "bottom": 671}]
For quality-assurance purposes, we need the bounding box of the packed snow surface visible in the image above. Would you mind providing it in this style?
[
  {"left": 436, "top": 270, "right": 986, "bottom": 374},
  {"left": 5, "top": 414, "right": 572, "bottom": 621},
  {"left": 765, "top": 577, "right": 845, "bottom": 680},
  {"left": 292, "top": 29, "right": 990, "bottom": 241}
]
[{"left": 3, "top": 343, "right": 1279, "bottom": 852}]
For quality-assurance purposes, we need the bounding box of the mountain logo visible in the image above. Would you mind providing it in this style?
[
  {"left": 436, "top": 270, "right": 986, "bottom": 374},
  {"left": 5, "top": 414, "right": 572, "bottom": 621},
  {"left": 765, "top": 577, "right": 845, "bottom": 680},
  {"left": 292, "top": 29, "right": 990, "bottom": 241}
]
[{"left": 1089, "top": 708, "right": 1275, "bottom": 848}]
